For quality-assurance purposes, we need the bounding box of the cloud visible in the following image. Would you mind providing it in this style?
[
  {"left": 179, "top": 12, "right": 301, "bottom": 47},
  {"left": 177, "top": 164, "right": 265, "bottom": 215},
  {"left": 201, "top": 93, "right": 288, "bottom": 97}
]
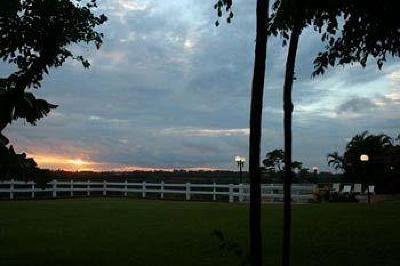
[
  {"left": 3, "top": 0, "right": 400, "bottom": 171},
  {"left": 101, "top": 0, "right": 148, "bottom": 23},
  {"left": 101, "top": 51, "right": 127, "bottom": 63},
  {"left": 336, "top": 97, "right": 377, "bottom": 114},
  {"left": 387, "top": 68, "right": 400, "bottom": 82},
  {"left": 328, "top": 67, "right": 400, "bottom": 120},
  {"left": 160, "top": 127, "right": 250, "bottom": 137}
]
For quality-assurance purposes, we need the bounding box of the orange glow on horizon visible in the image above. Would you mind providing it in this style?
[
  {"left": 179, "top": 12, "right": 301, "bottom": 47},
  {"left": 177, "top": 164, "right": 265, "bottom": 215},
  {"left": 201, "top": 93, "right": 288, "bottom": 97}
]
[
  {"left": 28, "top": 154, "right": 96, "bottom": 171},
  {"left": 27, "top": 153, "right": 223, "bottom": 172},
  {"left": 66, "top": 159, "right": 91, "bottom": 166}
]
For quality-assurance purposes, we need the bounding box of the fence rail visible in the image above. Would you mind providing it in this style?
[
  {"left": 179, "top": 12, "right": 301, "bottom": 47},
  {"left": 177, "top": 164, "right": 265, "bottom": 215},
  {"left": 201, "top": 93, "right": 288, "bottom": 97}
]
[{"left": 0, "top": 179, "right": 316, "bottom": 203}]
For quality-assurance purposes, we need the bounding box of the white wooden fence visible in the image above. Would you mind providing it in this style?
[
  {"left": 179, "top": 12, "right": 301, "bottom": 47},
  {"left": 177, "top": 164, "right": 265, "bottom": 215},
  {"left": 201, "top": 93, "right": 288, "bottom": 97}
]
[{"left": 0, "top": 179, "right": 316, "bottom": 203}]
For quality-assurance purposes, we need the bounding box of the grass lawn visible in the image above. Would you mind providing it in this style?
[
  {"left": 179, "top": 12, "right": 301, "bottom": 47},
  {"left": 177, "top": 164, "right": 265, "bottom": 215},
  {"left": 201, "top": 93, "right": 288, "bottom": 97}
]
[{"left": 0, "top": 198, "right": 399, "bottom": 266}]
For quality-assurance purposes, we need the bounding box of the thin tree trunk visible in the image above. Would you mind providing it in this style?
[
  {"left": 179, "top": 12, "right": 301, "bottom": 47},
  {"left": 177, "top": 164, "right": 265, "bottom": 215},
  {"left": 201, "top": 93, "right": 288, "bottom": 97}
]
[
  {"left": 249, "top": 0, "right": 269, "bottom": 265},
  {"left": 282, "top": 22, "right": 302, "bottom": 266}
]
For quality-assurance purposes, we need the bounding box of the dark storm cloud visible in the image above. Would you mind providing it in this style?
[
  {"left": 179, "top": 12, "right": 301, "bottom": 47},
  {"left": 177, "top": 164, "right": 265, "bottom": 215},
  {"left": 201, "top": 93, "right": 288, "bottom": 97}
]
[{"left": 337, "top": 97, "right": 377, "bottom": 114}]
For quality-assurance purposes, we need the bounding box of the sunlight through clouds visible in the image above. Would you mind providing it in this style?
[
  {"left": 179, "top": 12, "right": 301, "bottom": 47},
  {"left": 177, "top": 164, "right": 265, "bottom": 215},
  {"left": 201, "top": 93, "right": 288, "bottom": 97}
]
[
  {"left": 4, "top": 0, "right": 400, "bottom": 171},
  {"left": 184, "top": 39, "right": 194, "bottom": 49}
]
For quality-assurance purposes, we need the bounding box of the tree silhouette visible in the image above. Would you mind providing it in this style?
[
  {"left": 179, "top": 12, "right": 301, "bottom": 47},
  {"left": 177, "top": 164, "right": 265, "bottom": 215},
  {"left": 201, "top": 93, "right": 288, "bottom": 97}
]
[
  {"left": 268, "top": 1, "right": 400, "bottom": 265},
  {"left": 263, "top": 149, "right": 304, "bottom": 173},
  {"left": 215, "top": 0, "right": 270, "bottom": 264},
  {"left": 263, "top": 148, "right": 307, "bottom": 183},
  {"left": 216, "top": 1, "right": 333, "bottom": 264},
  {"left": 327, "top": 151, "right": 344, "bottom": 171},
  {"left": 313, "top": 1, "right": 400, "bottom": 76},
  {"left": 263, "top": 149, "right": 285, "bottom": 172},
  {"left": 0, "top": 0, "right": 107, "bottom": 177},
  {"left": 328, "top": 131, "right": 400, "bottom": 193},
  {"left": 0, "top": 0, "right": 107, "bottom": 133},
  {"left": 219, "top": 0, "right": 400, "bottom": 264},
  {"left": 268, "top": 2, "right": 318, "bottom": 265},
  {"left": 344, "top": 131, "right": 393, "bottom": 183}
]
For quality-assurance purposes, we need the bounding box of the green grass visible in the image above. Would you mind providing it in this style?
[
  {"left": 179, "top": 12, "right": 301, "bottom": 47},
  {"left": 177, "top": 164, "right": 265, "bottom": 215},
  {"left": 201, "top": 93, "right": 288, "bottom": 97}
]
[{"left": 0, "top": 198, "right": 399, "bottom": 266}]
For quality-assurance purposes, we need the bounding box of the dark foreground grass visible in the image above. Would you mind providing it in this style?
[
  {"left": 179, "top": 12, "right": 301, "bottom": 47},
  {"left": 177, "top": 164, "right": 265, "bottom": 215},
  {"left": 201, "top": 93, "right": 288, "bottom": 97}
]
[{"left": 0, "top": 198, "right": 399, "bottom": 266}]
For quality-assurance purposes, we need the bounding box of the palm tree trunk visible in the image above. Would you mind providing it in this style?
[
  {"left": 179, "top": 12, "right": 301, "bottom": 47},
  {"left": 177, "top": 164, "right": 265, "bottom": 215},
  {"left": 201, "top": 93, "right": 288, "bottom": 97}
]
[
  {"left": 282, "top": 22, "right": 302, "bottom": 266},
  {"left": 249, "top": 0, "right": 269, "bottom": 265}
]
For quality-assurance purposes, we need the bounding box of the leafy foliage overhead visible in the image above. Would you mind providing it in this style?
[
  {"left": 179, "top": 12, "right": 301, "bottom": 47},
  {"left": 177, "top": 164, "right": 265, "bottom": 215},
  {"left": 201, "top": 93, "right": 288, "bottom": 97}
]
[
  {"left": 267, "top": 0, "right": 400, "bottom": 75},
  {"left": 0, "top": 0, "right": 107, "bottom": 89},
  {"left": 0, "top": 0, "right": 107, "bottom": 127},
  {"left": 313, "top": 0, "right": 400, "bottom": 75},
  {"left": 0, "top": 88, "right": 57, "bottom": 125},
  {"left": 214, "top": 0, "right": 233, "bottom": 26}
]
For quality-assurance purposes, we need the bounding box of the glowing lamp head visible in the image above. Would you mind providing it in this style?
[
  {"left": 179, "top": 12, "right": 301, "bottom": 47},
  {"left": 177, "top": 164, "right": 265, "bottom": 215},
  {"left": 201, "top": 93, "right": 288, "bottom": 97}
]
[
  {"left": 360, "top": 154, "right": 369, "bottom": 162},
  {"left": 234, "top": 155, "right": 246, "bottom": 163}
]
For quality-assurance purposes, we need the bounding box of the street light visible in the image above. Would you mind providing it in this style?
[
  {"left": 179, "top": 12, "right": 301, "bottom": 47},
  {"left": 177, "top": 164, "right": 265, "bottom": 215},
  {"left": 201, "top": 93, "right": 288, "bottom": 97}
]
[
  {"left": 235, "top": 155, "right": 246, "bottom": 184},
  {"left": 360, "top": 154, "right": 369, "bottom": 162},
  {"left": 360, "top": 154, "right": 371, "bottom": 204},
  {"left": 312, "top": 167, "right": 319, "bottom": 175}
]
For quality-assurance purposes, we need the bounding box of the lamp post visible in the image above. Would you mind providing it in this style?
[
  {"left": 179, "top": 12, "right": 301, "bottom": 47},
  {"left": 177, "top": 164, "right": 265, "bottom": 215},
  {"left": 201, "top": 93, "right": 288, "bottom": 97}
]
[
  {"left": 312, "top": 166, "right": 319, "bottom": 176},
  {"left": 360, "top": 154, "right": 370, "bottom": 204},
  {"left": 235, "top": 155, "right": 246, "bottom": 184}
]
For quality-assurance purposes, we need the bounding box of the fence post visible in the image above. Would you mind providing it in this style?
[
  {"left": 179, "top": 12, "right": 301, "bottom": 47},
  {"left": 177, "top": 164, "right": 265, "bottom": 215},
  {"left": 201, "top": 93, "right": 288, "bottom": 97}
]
[
  {"left": 185, "top": 183, "right": 191, "bottom": 200},
  {"left": 160, "top": 180, "right": 164, "bottom": 199},
  {"left": 142, "top": 181, "right": 146, "bottom": 198},
  {"left": 52, "top": 179, "right": 57, "bottom": 198},
  {"left": 103, "top": 180, "right": 107, "bottom": 196},
  {"left": 87, "top": 180, "right": 90, "bottom": 196},
  {"left": 213, "top": 182, "right": 216, "bottom": 201},
  {"left": 229, "top": 184, "right": 234, "bottom": 203},
  {"left": 10, "top": 179, "right": 14, "bottom": 200},
  {"left": 70, "top": 180, "right": 74, "bottom": 197},
  {"left": 239, "top": 184, "right": 244, "bottom": 202},
  {"left": 124, "top": 179, "right": 128, "bottom": 197},
  {"left": 31, "top": 181, "right": 35, "bottom": 199},
  {"left": 312, "top": 184, "right": 318, "bottom": 201}
]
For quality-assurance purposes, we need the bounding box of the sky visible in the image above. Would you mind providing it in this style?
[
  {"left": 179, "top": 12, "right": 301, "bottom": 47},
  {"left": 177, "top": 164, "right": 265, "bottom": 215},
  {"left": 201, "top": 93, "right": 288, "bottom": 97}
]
[{"left": 3, "top": 0, "right": 400, "bottom": 171}]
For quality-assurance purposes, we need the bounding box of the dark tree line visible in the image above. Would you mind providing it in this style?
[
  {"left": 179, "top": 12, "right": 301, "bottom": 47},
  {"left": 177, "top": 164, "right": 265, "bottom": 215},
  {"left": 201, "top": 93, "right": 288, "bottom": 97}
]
[
  {"left": 49, "top": 169, "right": 250, "bottom": 184},
  {"left": 328, "top": 131, "right": 400, "bottom": 193}
]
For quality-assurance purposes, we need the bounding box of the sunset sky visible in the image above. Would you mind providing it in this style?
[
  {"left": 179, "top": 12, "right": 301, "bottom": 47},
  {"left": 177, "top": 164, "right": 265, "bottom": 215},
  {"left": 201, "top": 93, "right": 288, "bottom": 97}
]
[{"left": 3, "top": 0, "right": 400, "bottom": 171}]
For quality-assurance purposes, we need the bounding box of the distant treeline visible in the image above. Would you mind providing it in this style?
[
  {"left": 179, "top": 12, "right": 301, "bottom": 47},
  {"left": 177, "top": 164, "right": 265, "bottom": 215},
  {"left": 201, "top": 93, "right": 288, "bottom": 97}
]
[
  {"left": 50, "top": 169, "right": 246, "bottom": 184},
  {"left": 47, "top": 169, "right": 339, "bottom": 184}
]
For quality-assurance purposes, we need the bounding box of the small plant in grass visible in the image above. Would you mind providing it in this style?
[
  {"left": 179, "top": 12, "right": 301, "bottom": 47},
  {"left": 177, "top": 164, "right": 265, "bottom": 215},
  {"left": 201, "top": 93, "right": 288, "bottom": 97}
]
[{"left": 212, "top": 229, "right": 250, "bottom": 266}]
